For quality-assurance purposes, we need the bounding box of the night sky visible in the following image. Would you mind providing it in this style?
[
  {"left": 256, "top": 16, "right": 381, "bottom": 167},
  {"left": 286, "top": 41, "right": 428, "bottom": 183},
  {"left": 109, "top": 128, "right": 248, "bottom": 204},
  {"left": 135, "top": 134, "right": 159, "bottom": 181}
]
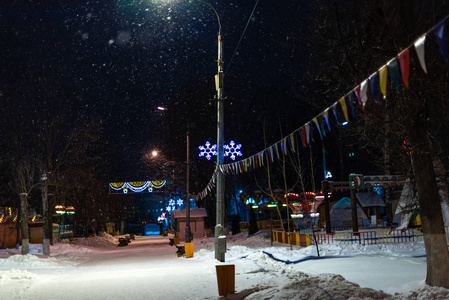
[{"left": 0, "top": 0, "right": 307, "bottom": 183}]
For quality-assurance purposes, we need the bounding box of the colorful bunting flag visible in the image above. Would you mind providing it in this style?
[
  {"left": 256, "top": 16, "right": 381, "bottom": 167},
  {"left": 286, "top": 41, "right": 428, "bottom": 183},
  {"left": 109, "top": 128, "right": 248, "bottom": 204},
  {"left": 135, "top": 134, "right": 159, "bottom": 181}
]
[
  {"left": 308, "top": 121, "right": 315, "bottom": 143},
  {"left": 332, "top": 102, "right": 339, "bottom": 124},
  {"left": 322, "top": 109, "right": 331, "bottom": 131},
  {"left": 414, "top": 35, "right": 427, "bottom": 73},
  {"left": 348, "top": 91, "right": 356, "bottom": 117},
  {"left": 274, "top": 143, "right": 280, "bottom": 159},
  {"left": 305, "top": 123, "right": 310, "bottom": 145},
  {"left": 387, "top": 58, "right": 400, "bottom": 91},
  {"left": 354, "top": 86, "right": 361, "bottom": 106},
  {"left": 283, "top": 137, "right": 288, "bottom": 155},
  {"left": 360, "top": 80, "right": 368, "bottom": 109},
  {"left": 312, "top": 117, "right": 323, "bottom": 140},
  {"left": 289, "top": 132, "right": 296, "bottom": 152},
  {"left": 301, "top": 126, "right": 307, "bottom": 147},
  {"left": 318, "top": 115, "right": 327, "bottom": 137},
  {"left": 434, "top": 20, "right": 448, "bottom": 62},
  {"left": 379, "top": 65, "right": 388, "bottom": 98},
  {"left": 398, "top": 49, "right": 410, "bottom": 87},
  {"left": 369, "top": 73, "right": 379, "bottom": 102},
  {"left": 339, "top": 98, "right": 349, "bottom": 122}
]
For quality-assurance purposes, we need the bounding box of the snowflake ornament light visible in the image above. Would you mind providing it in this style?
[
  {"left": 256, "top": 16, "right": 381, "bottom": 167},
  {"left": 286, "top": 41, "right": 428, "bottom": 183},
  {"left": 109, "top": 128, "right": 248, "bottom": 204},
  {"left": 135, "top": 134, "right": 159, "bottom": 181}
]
[
  {"left": 224, "top": 140, "right": 242, "bottom": 161},
  {"left": 198, "top": 141, "right": 217, "bottom": 160},
  {"left": 199, "top": 140, "right": 243, "bottom": 161}
]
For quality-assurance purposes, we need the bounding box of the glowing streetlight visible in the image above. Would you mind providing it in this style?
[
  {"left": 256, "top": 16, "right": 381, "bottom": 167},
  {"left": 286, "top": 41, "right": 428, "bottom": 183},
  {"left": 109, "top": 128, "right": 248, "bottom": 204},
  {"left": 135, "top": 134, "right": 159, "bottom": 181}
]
[{"left": 156, "top": 0, "right": 225, "bottom": 262}]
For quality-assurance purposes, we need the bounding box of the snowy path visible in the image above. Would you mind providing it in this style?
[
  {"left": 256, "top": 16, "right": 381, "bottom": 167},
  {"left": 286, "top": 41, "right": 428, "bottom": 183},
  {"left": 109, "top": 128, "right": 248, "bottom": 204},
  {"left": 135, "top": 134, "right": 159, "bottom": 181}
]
[
  {"left": 1, "top": 233, "right": 448, "bottom": 300},
  {"left": 1, "top": 236, "right": 219, "bottom": 300}
]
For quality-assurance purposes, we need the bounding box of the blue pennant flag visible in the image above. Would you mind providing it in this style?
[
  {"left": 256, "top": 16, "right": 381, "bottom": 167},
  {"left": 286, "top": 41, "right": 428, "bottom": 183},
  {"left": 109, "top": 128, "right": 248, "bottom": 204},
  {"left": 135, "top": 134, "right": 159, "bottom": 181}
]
[
  {"left": 434, "top": 20, "right": 448, "bottom": 62},
  {"left": 387, "top": 58, "right": 400, "bottom": 92},
  {"left": 369, "top": 73, "right": 379, "bottom": 102}
]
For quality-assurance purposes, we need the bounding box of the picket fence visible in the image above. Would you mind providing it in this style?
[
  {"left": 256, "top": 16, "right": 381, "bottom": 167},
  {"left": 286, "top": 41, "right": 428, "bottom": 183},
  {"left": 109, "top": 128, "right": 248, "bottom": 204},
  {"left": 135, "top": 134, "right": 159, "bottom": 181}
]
[{"left": 272, "top": 227, "right": 449, "bottom": 248}]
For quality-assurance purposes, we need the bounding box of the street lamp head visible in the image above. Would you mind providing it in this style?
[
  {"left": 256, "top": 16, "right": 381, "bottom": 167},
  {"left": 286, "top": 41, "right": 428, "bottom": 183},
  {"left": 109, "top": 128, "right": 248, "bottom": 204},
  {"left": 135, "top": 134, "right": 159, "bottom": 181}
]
[
  {"left": 157, "top": 106, "right": 167, "bottom": 111},
  {"left": 152, "top": 150, "right": 158, "bottom": 157}
]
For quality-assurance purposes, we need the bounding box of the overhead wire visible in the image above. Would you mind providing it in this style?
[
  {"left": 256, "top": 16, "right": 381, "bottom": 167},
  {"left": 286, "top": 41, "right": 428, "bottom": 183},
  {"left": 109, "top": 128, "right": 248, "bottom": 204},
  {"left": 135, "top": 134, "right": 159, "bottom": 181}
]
[{"left": 225, "top": 0, "right": 260, "bottom": 75}]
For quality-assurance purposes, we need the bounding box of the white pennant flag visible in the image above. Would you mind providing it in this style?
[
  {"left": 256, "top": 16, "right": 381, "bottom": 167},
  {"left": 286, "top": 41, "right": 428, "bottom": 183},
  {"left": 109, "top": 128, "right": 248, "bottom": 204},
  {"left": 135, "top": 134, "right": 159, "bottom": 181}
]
[
  {"left": 305, "top": 123, "right": 310, "bottom": 145},
  {"left": 414, "top": 35, "right": 427, "bottom": 74},
  {"left": 360, "top": 79, "right": 368, "bottom": 108}
]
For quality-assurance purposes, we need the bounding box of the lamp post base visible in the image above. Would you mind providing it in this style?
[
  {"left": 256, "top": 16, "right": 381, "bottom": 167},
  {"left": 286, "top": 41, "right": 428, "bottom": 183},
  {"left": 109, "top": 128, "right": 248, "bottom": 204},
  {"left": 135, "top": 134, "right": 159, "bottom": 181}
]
[{"left": 214, "top": 224, "right": 226, "bottom": 262}]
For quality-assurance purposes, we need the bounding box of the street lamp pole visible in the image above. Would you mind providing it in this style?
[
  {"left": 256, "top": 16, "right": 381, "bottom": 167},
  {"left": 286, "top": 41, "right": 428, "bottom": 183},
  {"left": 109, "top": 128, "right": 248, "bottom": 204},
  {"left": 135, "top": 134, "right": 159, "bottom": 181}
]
[
  {"left": 215, "top": 23, "right": 226, "bottom": 262},
  {"left": 185, "top": 130, "right": 191, "bottom": 243},
  {"left": 197, "top": 0, "right": 225, "bottom": 262}
]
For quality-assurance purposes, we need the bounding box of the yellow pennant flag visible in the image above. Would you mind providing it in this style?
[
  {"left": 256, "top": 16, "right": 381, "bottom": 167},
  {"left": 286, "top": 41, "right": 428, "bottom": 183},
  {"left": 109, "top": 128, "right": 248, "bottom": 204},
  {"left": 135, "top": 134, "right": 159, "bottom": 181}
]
[
  {"left": 290, "top": 133, "right": 296, "bottom": 152},
  {"left": 339, "top": 97, "right": 349, "bottom": 122},
  {"left": 379, "top": 65, "right": 387, "bottom": 98}
]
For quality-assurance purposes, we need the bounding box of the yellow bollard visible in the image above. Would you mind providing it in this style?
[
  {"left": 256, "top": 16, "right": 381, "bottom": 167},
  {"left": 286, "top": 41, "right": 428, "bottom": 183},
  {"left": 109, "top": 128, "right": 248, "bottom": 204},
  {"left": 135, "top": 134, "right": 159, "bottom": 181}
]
[
  {"left": 215, "top": 264, "right": 235, "bottom": 296},
  {"left": 184, "top": 242, "right": 194, "bottom": 258},
  {"left": 174, "top": 236, "right": 180, "bottom": 245}
]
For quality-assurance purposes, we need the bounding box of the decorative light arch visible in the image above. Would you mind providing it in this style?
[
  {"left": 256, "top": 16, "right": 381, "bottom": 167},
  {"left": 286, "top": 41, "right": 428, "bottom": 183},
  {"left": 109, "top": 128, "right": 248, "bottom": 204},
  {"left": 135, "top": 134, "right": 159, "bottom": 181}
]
[{"left": 109, "top": 180, "right": 166, "bottom": 194}]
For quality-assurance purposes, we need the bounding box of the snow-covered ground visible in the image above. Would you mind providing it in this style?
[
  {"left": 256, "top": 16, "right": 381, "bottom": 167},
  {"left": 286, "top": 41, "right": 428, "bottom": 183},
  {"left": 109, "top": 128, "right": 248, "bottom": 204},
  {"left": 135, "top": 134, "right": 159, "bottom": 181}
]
[{"left": 0, "top": 231, "right": 448, "bottom": 300}]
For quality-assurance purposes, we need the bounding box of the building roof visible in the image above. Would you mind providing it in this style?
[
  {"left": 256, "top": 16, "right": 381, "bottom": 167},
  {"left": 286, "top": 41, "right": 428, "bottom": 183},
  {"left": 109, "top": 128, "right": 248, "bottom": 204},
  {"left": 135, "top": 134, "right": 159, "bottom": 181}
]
[
  {"left": 172, "top": 208, "right": 207, "bottom": 219},
  {"left": 356, "top": 192, "right": 385, "bottom": 207}
]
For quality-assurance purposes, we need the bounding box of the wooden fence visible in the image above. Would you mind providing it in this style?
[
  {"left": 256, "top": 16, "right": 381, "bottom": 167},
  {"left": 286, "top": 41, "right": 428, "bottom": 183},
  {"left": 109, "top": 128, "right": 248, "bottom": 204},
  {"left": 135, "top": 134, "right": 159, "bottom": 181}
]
[{"left": 272, "top": 227, "right": 449, "bottom": 247}]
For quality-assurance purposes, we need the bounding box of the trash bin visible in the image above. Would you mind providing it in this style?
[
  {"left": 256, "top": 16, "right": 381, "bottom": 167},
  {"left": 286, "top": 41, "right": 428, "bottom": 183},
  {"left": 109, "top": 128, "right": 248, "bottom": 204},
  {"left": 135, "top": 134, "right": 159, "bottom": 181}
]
[
  {"left": 185, "top": 242, "right": 194, "bottom": 258},
  {"left": 215, "top": 264, "right": 235, "bottom": 296}
]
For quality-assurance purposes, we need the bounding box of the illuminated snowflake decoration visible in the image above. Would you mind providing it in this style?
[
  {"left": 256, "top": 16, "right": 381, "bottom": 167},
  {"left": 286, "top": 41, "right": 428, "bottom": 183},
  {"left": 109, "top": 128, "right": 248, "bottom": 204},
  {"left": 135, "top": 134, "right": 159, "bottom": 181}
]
[
  {"left": 166, "top": 206, "right": 172, "bottom": 212},
  {"left": 199, "top": 140, "right": 243, "bottom": 161},
  {"left": 168, "top": 199, "right": 175, "bottom": 207},
  {"left": 198, "top": 141, "right": 217, "bottom": 160},
  {"left": 224, "top": 140, "right": 242, "bottom": 161},
  {"left": 177, "top": 199, "right": 183, "bottom": 207}
]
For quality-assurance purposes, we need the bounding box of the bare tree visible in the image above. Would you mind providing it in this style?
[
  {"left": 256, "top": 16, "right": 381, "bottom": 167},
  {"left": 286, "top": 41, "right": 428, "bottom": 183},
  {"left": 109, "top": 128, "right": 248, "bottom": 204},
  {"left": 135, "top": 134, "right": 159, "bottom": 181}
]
[{"left": 9, "top": 158, "right": 40, "bottom": 255}]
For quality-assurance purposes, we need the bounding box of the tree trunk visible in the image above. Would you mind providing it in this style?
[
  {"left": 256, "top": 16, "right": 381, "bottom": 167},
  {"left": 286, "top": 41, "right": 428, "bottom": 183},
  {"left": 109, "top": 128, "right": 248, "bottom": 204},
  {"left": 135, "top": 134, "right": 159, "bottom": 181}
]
[
  {"left": 20, "top": 193, "right": 30, "bottom": 255},
  {"left": 42, "top": 183, "right": 50, "bottom": 255},
  {"left": 408, "top": 118, "right": 449, "bottom": 288}
]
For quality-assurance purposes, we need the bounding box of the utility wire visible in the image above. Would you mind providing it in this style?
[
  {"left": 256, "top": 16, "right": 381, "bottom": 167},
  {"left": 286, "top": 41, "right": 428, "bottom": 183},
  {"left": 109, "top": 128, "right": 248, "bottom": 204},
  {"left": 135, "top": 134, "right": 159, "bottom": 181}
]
[{"left": 225, "top": 0, "right": 260, "bottom": 75}]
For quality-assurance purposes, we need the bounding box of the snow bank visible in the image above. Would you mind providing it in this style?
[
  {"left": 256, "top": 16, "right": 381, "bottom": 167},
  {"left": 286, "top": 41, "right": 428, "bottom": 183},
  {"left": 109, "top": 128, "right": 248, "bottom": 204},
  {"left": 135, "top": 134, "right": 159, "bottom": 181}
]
[{"left": 0, "top": 231, "right": 448, "bottom": 300}]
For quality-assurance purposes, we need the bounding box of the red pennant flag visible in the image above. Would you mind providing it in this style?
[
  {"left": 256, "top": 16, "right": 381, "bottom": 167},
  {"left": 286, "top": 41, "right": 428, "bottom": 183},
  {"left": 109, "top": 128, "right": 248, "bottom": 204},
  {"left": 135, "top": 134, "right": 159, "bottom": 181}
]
[
  {"left": 354, "top": 86, "right": 362, "bottom": 108},
  {"left": 398, "top": 49, "right": 410, "bottom": 88}
]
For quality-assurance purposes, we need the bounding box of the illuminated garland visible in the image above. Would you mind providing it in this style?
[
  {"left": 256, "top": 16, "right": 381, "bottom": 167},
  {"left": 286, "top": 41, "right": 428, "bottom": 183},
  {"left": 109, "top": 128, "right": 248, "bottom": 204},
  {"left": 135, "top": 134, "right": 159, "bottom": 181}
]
[
  {"left": 55, "top": 205, "right": 75, "bottom": 215},
  {"left": 109, "top": 180, "right": 166, "bottom": 194},
  {"left": 0, "top": 207, "right": 18, "bottom": 223}
]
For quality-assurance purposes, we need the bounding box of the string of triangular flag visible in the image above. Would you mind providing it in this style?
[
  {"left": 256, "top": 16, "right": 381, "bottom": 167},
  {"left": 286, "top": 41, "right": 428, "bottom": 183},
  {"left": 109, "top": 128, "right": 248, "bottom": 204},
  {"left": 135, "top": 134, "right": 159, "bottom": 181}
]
[{"left": 198, "top": 15, "right": 449, "bottom": 200}]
